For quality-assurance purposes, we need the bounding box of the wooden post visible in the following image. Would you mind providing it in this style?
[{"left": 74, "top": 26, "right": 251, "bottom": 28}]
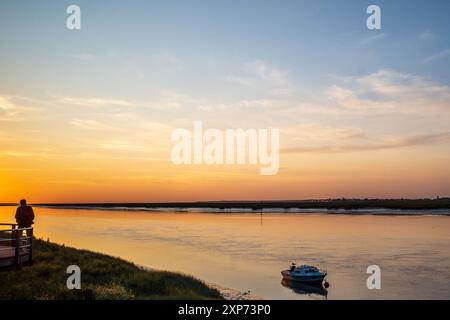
[
  {"left": 14, "top": 227, "right": 21, "bottom": 268},
  {"left": 11, "top": 224, "right": 16, "bottom": 244},
  {"left": 29, "top": 228, "right": 33, "bottom": 265}
]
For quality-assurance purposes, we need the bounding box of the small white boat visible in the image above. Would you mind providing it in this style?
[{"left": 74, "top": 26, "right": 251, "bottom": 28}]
[{"left": 281, "top": 263, "right": 327, "bottom": 284}]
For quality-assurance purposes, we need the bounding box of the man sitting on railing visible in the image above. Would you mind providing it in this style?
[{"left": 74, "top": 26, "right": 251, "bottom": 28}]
[{"left": 15, "top": 199, "right": 34, "bottom": 238}]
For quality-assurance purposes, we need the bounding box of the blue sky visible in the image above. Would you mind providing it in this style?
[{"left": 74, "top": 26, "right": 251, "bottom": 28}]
[{"left": 1, "top": 0, "right": 450, "bottom": 99}]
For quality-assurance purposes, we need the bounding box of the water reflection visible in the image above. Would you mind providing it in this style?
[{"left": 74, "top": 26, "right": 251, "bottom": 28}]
[
  {"left": 1, "top": 207, "right": 450, "bottom": 299},
  {"left": 281, "top": 279, "right": 328, "bottom": 299}
]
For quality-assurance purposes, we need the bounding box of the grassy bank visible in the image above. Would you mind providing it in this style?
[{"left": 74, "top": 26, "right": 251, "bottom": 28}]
[{"left": 0, "top": 238, "right": 222, "bottom": 300}]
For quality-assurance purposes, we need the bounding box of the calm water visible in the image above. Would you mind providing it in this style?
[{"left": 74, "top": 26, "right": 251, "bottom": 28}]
[{"left": 1, "top": 206, "right": 450, "bottom": 299}]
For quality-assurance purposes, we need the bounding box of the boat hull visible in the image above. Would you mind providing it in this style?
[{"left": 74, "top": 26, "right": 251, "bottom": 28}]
[{"left": 281, "top": 270, "right": 326, "bottom": 284}]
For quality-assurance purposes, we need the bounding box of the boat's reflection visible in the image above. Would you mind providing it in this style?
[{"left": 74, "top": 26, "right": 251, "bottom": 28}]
[{"left": 281, "top": 279, "right": 328, "bottom": 299}]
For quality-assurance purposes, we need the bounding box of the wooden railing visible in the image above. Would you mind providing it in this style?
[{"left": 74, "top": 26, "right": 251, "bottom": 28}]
[{"left": 0, "top": 223, "right": 33, "bottom": 268}]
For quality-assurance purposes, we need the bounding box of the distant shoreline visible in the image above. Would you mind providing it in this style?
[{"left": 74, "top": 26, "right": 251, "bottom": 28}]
[{"left": 3, "top": 198, "right": 449, "bottom": 210}]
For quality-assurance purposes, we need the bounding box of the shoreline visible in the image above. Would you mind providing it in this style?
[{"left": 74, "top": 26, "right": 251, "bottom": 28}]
[
  {"left": 206, "top": 283, "right": 262, "bottom": 300},
  {"left": 26, "top": 205, "right": 450, "bottom": 216},
  {"left": 22, "top": 198, "right": 450, "bottom": 211},
  {"left": 137, "top": 265, "right": 261, "bottom": 300}
]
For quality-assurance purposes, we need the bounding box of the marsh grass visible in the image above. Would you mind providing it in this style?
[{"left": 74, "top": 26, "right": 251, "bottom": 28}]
[{"left": 0, "top": 238, "right": 222, "bottom": 300}]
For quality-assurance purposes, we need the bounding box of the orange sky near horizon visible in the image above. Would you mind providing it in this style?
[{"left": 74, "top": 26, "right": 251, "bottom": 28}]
[{"left": 1, "top": 140, "right": 449, "bottom": 203}]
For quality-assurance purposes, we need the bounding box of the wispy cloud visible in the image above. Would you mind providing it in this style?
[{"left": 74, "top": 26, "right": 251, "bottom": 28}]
[
  {"left": 55, "top": 92, "right": 194, "bottom": 110},
  {"left": 294, "top": 69, "right": 450, "bottom": 116},
  {"left": 0, "top": 95, "right": 38, "bottom": 121},
  {"left": 58, "top": 96, "right": 135, "bottom": 108},
  {"left": 247, "top": 60, "right": 290, "bottom": 85},
  {"left": 357, "top": 69, "right": 450, "bottom": 97},
  {"left": 283, "top": 124, "right": 367, "bottom": 142},
  {"left": 70, "top": 119, "right": 115, "bottom": 131},
  {"left": 0, "top": 96, "right": 18, "bottom": 113},
  {"left": 424, "top": 48, "right": 450, "bottom": 63},
  {"left": 99, "top": 140, "right": 146, "bottom": 152},
  {"left": 282, "top": 131, "right": 450, "bottom": 154},
  {"left": 198, "top": 99, "right": 281, "bottom": 112},
  {"left": 226, "top": 60, "right": 291, "bottom": 96},
  {"left": 0, "top": 150, "right": 58, "bottom": 158}
]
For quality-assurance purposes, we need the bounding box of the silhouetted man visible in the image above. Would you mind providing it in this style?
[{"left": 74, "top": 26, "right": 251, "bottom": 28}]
[{"left": 15, "top": 199, "right": 34, "bottom": 238}]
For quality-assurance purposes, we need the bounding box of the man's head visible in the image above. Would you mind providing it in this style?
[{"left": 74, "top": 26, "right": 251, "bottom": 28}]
[{"left": 20, "top": 199, "right": 27, "bottom": 206}]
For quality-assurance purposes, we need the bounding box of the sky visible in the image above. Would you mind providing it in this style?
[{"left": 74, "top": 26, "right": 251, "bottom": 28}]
[{"left": 1, "top": 0, "right": 449, "bottom": 202}]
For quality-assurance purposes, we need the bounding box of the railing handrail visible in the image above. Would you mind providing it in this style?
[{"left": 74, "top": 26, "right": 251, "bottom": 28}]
[
  {"left": 0, "top": 226, "right": 33, "bottom": 232},
  {"left": 0, "top": 235, "right": 33, "bottom": 241}
]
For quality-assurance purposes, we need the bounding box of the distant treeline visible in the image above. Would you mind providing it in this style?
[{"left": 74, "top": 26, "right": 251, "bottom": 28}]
[{"left": 26, "top": 198, "right": 450, "bottom": 210}]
